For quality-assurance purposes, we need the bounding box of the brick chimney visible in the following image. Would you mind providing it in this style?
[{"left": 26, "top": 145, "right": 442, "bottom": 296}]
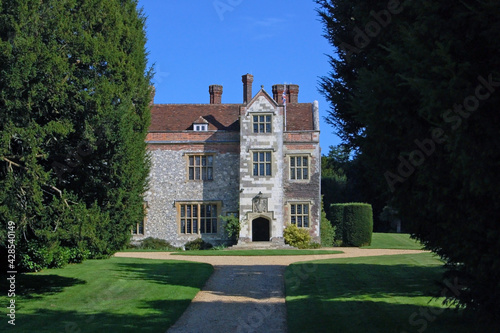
[
  {"left": 272, "top": 84, "right": 287, "bottom": 104},
  {"left": 272, "top": 84, "right": 299, "bottom": 104},
  {"left": 288, "top": 84, "right": 299, "bottom": 103},
  {"left": 209, "top": 85, "right": 223, "bottom": 104},
  {"left": 242, "top": 73, "right": 254, "bottom": 103}
]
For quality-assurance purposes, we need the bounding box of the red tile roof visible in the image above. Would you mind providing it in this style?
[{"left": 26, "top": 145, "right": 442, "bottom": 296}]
[
  {"left": 149, "top": 103, "right": 315, "bottom": 132},
  {"left": 149, "top": 104, "right": 241, "bottom": 131}
]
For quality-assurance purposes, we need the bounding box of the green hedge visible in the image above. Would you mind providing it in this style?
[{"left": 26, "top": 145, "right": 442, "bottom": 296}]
[
  {"left": 330, "top": 204, "right": 345, "bottom": 244},
  {"left": 329, "top": 203, "right": 373, "bottom": 247}
]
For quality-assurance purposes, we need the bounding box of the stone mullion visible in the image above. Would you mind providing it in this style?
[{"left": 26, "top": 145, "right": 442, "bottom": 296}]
[{"left": 197, "top": 203, "right": 201, "bottom": 235}]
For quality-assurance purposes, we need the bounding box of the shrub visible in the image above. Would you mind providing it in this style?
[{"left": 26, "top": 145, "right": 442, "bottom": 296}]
[
  {"left": 330, "top": 203, "right": 373, "bottom": 247},
  {"left": 139, "top": 237, "right": 177, "bottom": 250},
  {"left": 220, "top": 214, "right": 240, "bottom": 244},
  {"left": 320, "top": 197, "right": 336, "bottom": 247},
  {"left": 284, "top": 224, "right": 312, "bottom": 249},
  {"left": 308, "top": 242, "right": 322, "bottom": 249},
  {"left": 211, "top": 244, "right": 228, "bottom": 251},
  {"left": 184, "top": 238, "right": 213, "bottom": 251}
]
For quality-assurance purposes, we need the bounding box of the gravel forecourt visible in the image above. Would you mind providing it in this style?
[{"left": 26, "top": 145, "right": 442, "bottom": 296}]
[{"left": 115, "top": 248, "right": 427, "bottom": 333}]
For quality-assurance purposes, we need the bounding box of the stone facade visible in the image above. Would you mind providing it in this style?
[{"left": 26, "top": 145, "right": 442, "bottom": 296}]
[{"left": 133, "top": 74, "right": 321, "bottom": 247}]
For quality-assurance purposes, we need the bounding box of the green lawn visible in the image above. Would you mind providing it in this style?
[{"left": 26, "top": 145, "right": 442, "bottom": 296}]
[
  {"left": 171, "top": 249, "right": 343, "bottom": 256},
  {"left": 285, "top": 253, "right": 492, "bottom": 333},
  {"left": 0, "top": 257, "right": 212, "bottom": 332},
  {"left": 363, "top": 232, "right": 424, "bottom": 249}
]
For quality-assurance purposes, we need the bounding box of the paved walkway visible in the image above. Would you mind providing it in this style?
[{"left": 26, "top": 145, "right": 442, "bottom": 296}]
[{"left": 115, "top": 248, "right": 427, "bottom": 333}]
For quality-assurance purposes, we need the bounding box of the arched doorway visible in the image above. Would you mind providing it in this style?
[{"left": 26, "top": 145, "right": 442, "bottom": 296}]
[{"left": 252, "top": 217, "right": 270, "bottom": 241}]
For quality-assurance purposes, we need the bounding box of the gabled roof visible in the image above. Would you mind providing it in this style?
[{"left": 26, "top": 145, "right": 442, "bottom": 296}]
[
  {"left": 247, "top": 87, "right": 278, "bottom": 107},
  {"left": 149, "top": 89, "right": 316, "bottom": 132},
  {"left": 149, "top": 104, "right": 240, "bottom": 132},
  {"left": 193, "top": 116, "right": 209, "bottom": 124}
]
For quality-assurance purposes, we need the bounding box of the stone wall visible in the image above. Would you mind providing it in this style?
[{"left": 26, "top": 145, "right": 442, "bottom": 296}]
[
  {"left": 135, "top": 148, "right": 239, "bottom": 247},
  {"left": 239, "top": 94, "right": 285, "bottom": 242}
]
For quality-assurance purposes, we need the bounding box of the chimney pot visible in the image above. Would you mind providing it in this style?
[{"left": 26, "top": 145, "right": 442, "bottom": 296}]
[{"left": 209, "top": 85, "right": 223, "bottom": 104}]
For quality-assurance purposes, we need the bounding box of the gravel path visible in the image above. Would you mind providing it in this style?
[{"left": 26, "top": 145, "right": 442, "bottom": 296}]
[{"left": 115, "top": 248, "right": 427, "bottom": 333}]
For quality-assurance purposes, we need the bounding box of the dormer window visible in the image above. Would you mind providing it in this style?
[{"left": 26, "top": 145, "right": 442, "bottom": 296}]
[
  {"left": 193, "top": 116, "right": 209, "bottom": 131},
  {"left": 194, "top": 124, "right": 208, "bottom": 131}
]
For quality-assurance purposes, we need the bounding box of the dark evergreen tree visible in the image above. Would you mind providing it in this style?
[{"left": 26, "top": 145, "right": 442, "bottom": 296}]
[
  {"left": 0, "top": 0, "right": 152, "bottom": 271},
  {"left": 317, "top": 0, "right": 500, "bottom": 319}
]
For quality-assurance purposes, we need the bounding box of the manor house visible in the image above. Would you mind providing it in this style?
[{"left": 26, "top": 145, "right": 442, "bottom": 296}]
[{"left": 133, "top": 74, "right": 321, "bottom": 247}]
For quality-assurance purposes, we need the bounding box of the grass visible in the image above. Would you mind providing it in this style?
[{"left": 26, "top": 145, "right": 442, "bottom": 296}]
[
  {"left": 0, "top": 257, "right": 213, "bottom": 332},
  {"left": 121, "top": 248, "right": 180, "bottom": 252},
  {"left": 363, "top": 232, "right": 424, "bottom": 250},
  {"left": 171, "top": 249, "right": 343, "bottom": 256},
  {"left": 285, "top": 253, "right": 493, "bottom": 333}
]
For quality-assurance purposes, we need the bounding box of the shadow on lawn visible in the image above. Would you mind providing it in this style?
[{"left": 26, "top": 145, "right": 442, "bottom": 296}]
[
  {"left": 0, "top": 299, "right": 192, "bottom": 333},
  {"left": 286, "top": 262, "right": 445, "bottom": 299},
  {"left": 112, "top": 260, "right": 213, "bottom": 289},
  {"left": 0, "top": 274, "right": 85, "bottom": 300},
  {"left": 285, "top": 262, "right": 493, "bottom": 333}
]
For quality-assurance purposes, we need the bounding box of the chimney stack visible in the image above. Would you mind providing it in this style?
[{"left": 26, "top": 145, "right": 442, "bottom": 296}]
[
  {"left": 288, "top": 84, "right": 299, "bottom": 103},
  {"left": 272, "top": 84, "right": 287, "bottom": 104},
  {"left": 209, "top": 85, "right": 223, "bottom": 104},
  {"left": 272, "top": 84, "right": 299, "bottom": 104},
  {"left": 242, "top": 74, "right": 254, "bottom": 103}
]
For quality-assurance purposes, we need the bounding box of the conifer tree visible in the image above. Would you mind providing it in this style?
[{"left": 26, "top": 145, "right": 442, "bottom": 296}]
[
  {"left": 317, "top": 0, "right": 500, "bottom": 319},
  {"left": 0, "top": 0, "right": 152, "bottom": 270}
]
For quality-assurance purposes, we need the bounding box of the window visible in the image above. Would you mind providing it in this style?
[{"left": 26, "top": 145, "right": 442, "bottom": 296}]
[
  {"left": 194, "top": 124, "right": 208, "bottom": 131},
  {"left": 253, "top": 151, "right": 272, "bottom": 176},
  {"left": 178, "top": 202, "right": 218, "bottom": 234},
  {"left": 132, "top": 202, "right": 147, "bottom": 235},
  {"left": 290, "top": 203, "right": 309, "bottom": 228},
  {"left": 290, "top": 156, "right": 309, "bottom": 180},
  {"left": 188, "top": 154, "right": 214, "bottom": 180},
  {"left": 253, "top": 114, "right": 272, "bottom": 133}
]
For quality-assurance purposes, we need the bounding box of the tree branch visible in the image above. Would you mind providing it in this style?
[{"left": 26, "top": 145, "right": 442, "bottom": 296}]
[
  {"left": 2, "top": 156, "right": 71, "bottom": 209},
  {"left": 1, "top": 156, "right": 27, "bottom": 170}
]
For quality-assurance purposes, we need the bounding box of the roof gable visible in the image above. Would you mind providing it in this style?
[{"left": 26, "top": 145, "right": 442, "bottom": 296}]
[{"left": 246, "top": 88, "right": 278, "bottom": 109}]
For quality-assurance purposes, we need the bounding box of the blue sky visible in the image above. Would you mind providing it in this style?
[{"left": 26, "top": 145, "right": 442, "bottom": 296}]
[{"left": 137, "top": 0, "right": 341, "bottom": 152}]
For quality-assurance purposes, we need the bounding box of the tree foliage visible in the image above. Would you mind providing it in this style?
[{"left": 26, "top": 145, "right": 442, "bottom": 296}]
[
  {"left": 322, "top": 145, "right": 386, "bottom": 231},
  {"left": 0, "top": 0, "right": 152, "bottom": 271},
  {"left": 317, "top": 0, "right": 500, "bottom": 319}
]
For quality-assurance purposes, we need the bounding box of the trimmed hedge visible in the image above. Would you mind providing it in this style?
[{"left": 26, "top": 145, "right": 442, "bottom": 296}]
[
  {"left": 329, "top": 203, "right": 373, "bottom": 247},
  {"left": 330, "top": 204, "right": 345, "bottom": 244}
]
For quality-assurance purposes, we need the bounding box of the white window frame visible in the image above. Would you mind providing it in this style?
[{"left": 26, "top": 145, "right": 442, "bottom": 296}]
[{"left": 194, "top": 124, "right": 208, "bottom": 131}]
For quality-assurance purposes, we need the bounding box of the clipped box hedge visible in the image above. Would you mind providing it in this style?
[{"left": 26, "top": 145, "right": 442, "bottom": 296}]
[{"left": 329, "top": 203, "right": 373, "bottom": 246}]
